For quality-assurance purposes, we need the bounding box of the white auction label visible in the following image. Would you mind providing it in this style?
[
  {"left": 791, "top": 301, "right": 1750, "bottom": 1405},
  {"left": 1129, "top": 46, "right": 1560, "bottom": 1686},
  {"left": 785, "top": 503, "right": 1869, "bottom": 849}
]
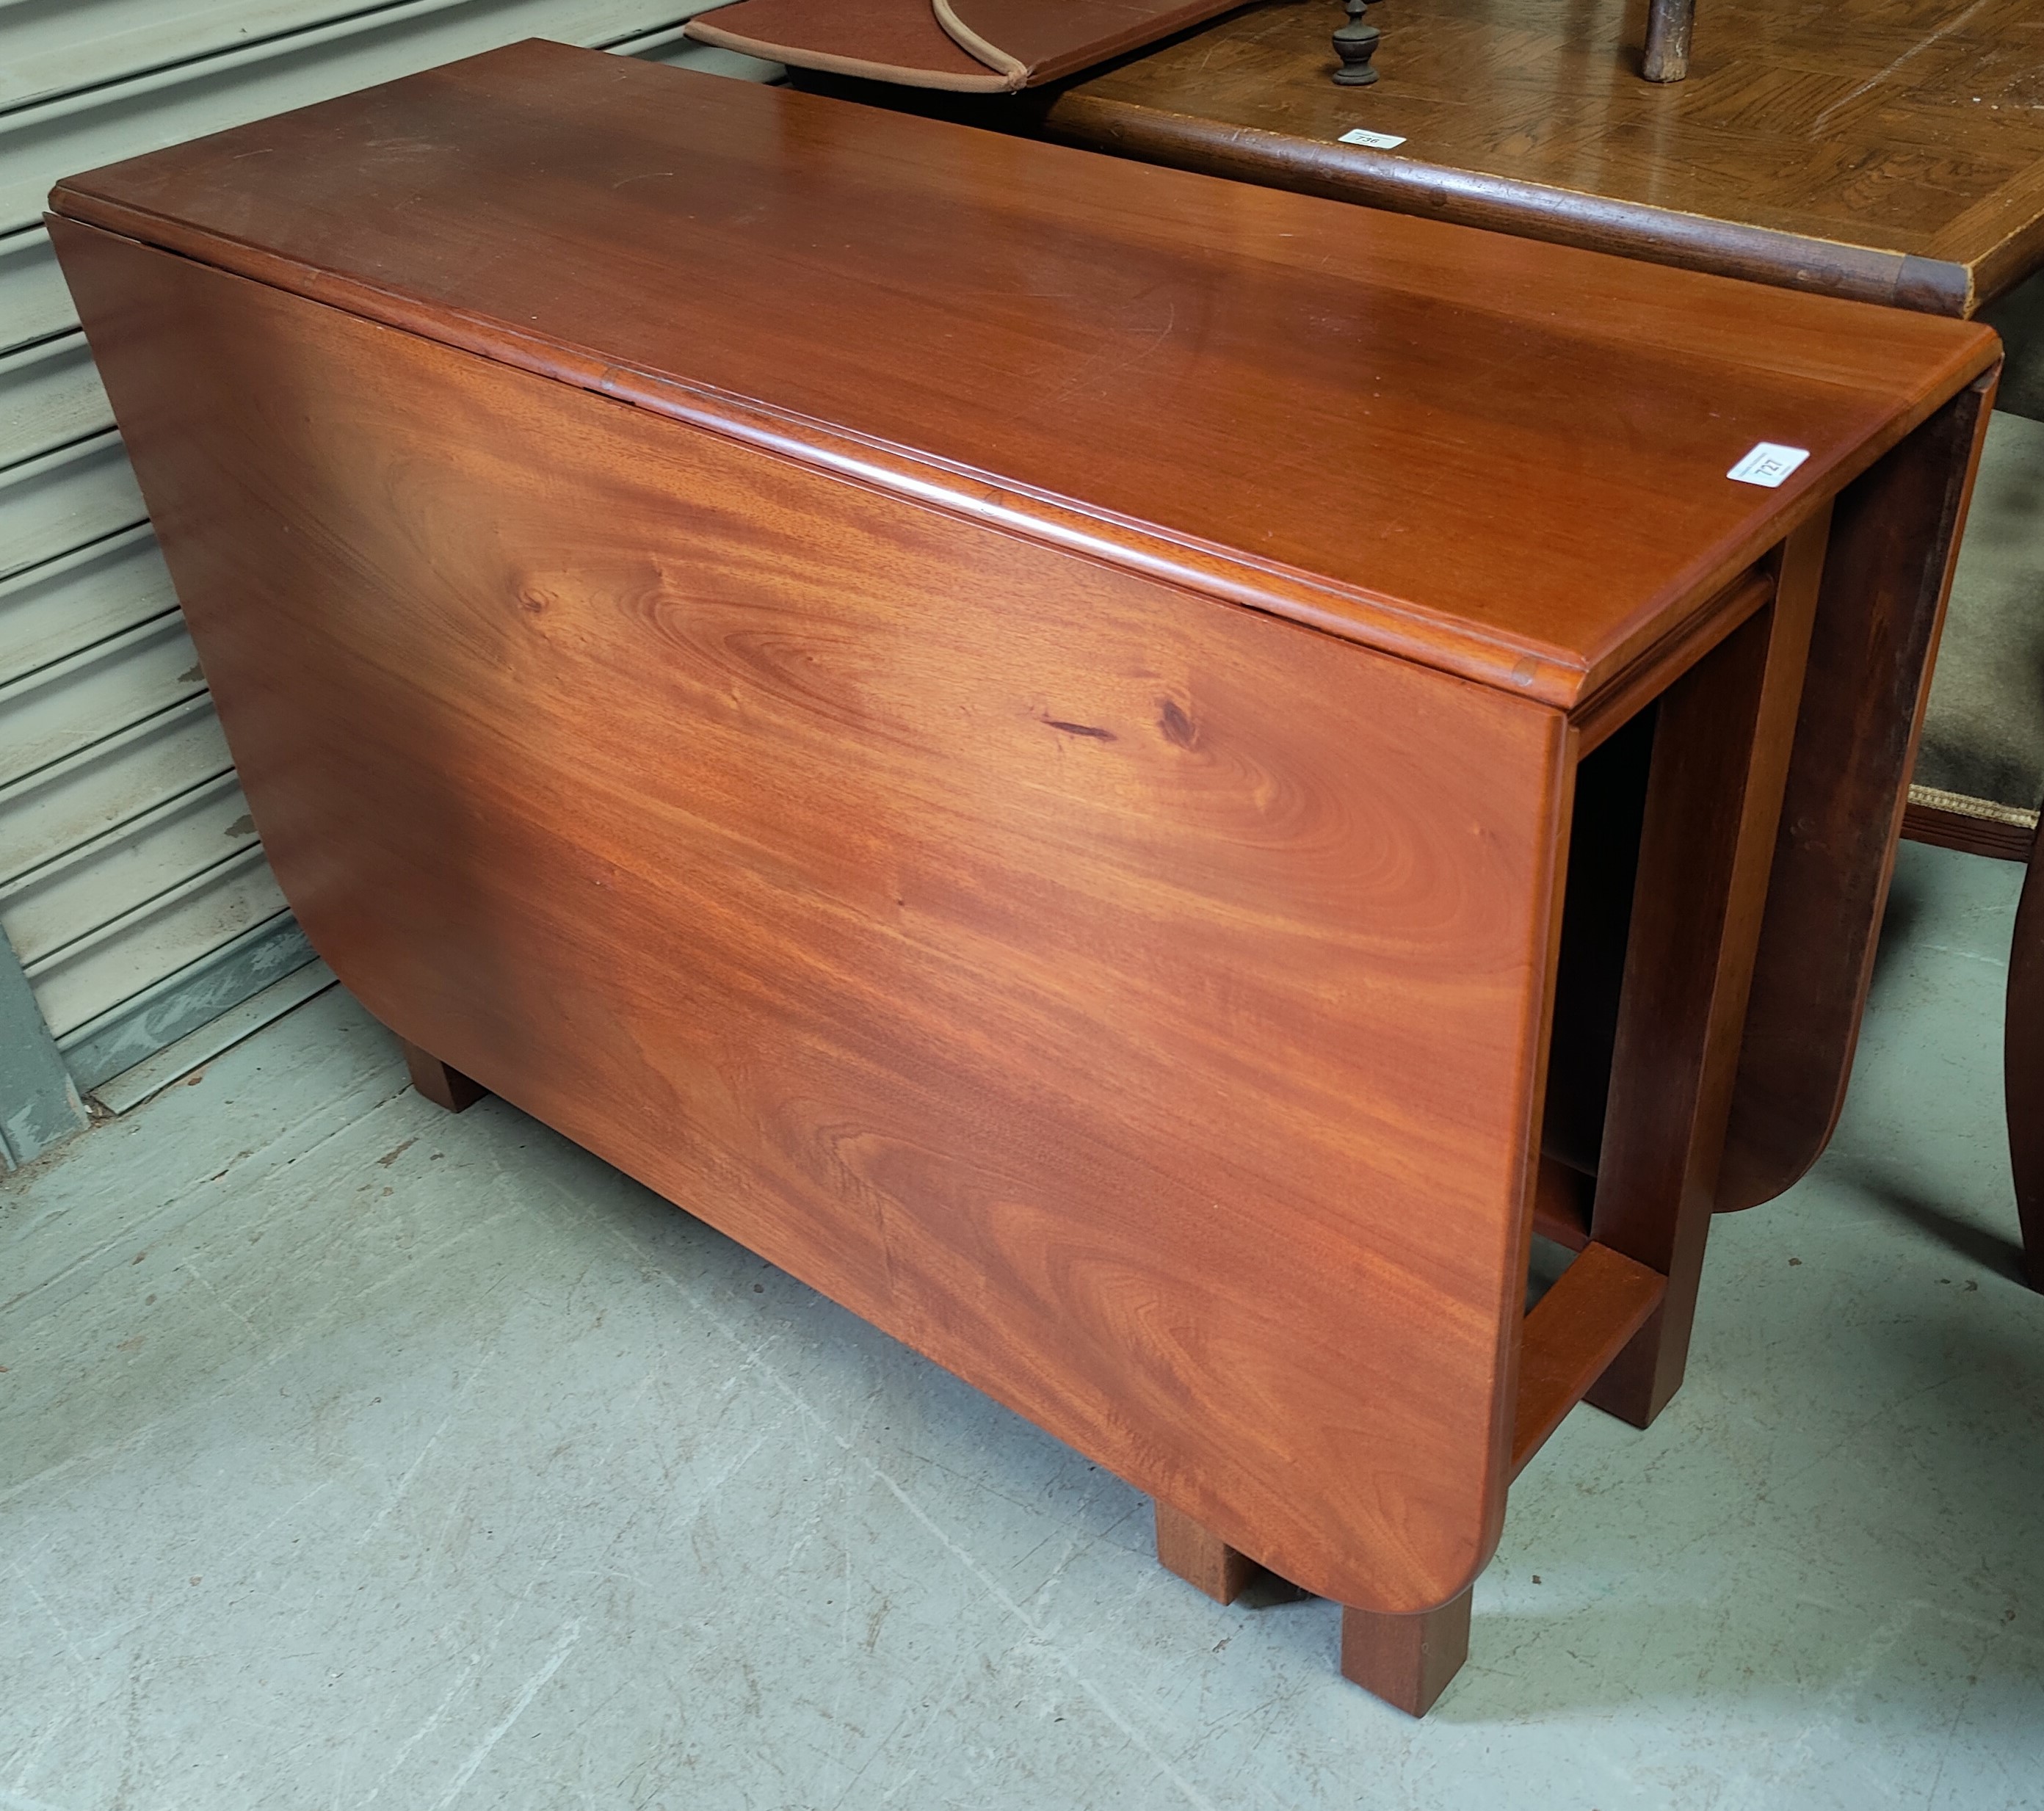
[
  {"left": 1338, "top": 128, "right": 1407, "bottom": 150},
  {"left": 1727, "top": 442, "right": 1811, "bottom": 487}
]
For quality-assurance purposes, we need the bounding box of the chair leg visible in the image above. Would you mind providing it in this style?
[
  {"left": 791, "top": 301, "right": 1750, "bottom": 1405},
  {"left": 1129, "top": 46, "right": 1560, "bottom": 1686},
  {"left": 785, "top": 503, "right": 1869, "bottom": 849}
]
[
  {"left": 1642, "top": 0, "right": 1693, "bottom": 80},
  {"left": 1340, "top": 1589, "right": 1474, "bottom": 1717},
  {"left": 2007, "top": 832, "right": 2044, "bottom": 1291},
  {"left": 401, "top": 1038, "right": 486, "bottom": 1114}
]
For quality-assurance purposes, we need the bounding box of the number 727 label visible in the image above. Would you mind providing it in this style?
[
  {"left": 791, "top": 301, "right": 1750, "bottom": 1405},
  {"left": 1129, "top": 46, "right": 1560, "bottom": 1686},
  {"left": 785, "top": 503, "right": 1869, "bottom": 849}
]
[{"left": 1728, "top": 442, "right": 1811, "bottom": 487}]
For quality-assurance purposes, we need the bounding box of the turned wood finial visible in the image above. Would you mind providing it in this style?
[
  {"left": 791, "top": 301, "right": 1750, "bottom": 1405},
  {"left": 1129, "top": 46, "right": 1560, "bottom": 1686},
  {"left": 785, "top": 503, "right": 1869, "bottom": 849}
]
[{"left": 1332, "top": 0, "right": 1380, "bottom": 87}]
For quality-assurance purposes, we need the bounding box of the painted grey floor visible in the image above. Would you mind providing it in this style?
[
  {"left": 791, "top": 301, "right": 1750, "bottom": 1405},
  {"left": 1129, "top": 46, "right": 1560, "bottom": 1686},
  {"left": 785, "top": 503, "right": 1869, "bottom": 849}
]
[{"left": 3, "top": 840, "right": 2040, "bottom": 1811}]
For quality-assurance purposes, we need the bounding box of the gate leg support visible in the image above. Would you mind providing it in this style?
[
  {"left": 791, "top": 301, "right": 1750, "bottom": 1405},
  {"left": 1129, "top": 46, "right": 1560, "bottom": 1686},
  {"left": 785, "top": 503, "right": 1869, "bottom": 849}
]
[{"left": 1588, "top": 515, "right": 1827, "bottom": 1426}]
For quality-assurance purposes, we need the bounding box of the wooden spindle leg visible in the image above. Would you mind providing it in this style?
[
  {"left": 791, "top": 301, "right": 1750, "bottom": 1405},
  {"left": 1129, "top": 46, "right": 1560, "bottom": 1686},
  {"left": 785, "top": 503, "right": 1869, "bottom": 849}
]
[
  {"left": 401, "top": 1038, "right": 487, "bottom": 1114},
  {"left": 2007, "top": 831, "right": 2044, "bottom": 1291},
  {"left": 1341, "top": 1589, "right": 1473, "bottom": 1717},
  {"left": 1642, "top": 0, "right": 1693, "bottom": 81},
  {"left": 1153, "top": 1500, "right": 1261, "bottom": 1605},
  {"left": 1587, "top": 515, "right": 1828, "bottom": 1427}
]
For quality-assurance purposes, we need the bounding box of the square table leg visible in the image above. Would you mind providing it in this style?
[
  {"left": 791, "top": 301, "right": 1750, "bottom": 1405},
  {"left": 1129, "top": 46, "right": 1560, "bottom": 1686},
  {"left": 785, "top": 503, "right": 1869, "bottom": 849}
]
[
  {"left": 1153, "top": 1500, "right": 1472, "bottom": 1716},
  {"left": 1154, "top": 1500, "right": 1263, "bottom": 1605},
  {"left": 400, "top": 1038, "right": 487, "bottom": 1114},
  {"left": 1588, "top": 513, "right": 1830, "bottom": 1426},
  {"left": 1340, "top": 1591, "right": 1474, "bottom": 1718}
]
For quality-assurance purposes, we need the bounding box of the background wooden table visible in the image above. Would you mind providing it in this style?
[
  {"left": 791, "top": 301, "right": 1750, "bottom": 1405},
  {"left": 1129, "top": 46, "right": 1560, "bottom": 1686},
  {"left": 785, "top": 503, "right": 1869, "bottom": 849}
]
[{"left": 1036, "top": 0, "right": 2044, "bottom": 319}]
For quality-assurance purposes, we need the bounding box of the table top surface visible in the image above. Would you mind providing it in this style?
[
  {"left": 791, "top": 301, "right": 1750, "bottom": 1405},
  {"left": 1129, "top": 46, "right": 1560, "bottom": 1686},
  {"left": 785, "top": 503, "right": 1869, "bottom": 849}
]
[
  {"left": 1045, "top": 0, "right": 2044, "bottom": 316},
  {"left": 53, "top": 39, "right": 1995, "bottom": 708}
]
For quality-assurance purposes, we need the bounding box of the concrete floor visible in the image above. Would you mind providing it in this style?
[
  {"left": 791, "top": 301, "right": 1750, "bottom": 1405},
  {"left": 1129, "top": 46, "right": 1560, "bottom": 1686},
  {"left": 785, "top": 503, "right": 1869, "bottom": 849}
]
[{"left": 3, "top": 838, "right": 2040, "bottom": 1811}]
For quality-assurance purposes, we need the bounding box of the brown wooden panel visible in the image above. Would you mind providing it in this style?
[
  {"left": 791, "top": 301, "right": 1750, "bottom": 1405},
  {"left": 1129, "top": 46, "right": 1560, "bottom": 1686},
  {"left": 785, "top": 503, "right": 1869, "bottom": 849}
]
[
  {"left": 59, "top": 218, "right": 1573, "bottom": 1615},
  {"left": 1721, "top": 380, "right": 1996, "bottom": 1210},
  {"left": 48, "top": 40, "right": 1995, "bottom": 712},
  {"left": 1040, "top": 0, "right": 2044, "bottom": 314}
]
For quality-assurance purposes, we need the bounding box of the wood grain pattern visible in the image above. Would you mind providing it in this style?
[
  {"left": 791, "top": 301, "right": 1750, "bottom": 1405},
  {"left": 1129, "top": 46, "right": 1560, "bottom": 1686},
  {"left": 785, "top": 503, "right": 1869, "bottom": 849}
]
[
  {"left": 1040, "top": 0, "right": 2044, "bottom": 314},
  {"left": 47, "top": 43, "right": 1992, "bottom": 1230},
  {"left": 57, "top": 217, "right": 1573, "bottom": 1614},
  {"left": 819, "top": 8, "right": 2009, "bottom": 1215},
  {"left": 48, "top": 40, "right": 1995, "bottom": 714}
]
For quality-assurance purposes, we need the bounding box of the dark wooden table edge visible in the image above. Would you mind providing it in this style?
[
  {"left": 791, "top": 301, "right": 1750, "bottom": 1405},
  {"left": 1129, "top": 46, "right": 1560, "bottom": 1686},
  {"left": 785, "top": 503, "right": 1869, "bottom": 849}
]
[
  {"left": 1037, "top": 95, "right": 1979, "bottom": 315},
  {"left": 1969, "top": 206, "right": 2044, "bottom": 323}
]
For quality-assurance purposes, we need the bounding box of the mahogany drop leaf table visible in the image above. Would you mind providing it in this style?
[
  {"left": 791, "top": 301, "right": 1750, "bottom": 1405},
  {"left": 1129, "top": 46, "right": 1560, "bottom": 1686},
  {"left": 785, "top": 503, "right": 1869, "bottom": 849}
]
[{"left": 48, "top": 41, "right": 1996, "bottom": 1716}]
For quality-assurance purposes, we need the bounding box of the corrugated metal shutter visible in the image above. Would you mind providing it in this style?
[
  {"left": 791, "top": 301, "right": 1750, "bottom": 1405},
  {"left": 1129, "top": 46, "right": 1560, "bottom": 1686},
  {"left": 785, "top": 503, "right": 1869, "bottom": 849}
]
[{"left": 0, "top": 1, "right": 777, "bottom": 1108}]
